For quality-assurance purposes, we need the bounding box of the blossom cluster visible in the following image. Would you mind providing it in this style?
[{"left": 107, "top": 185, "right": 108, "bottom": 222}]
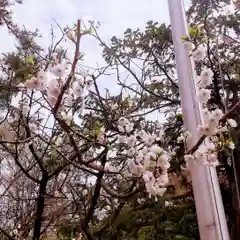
[
  {"left": 8, "top": 56, "right": 93, "bottom": 133},
  {"left": 3, "top": 53, "right": 170, "bottom": 202},
  {"left": 5, "top": 52, "right": 171, "bottom": 201},
  {"left": 117, "top": 117, "right": 170, "bottom": 197},
  {"left": 183, "top": 43, "right": 237, "bottom": 167}
]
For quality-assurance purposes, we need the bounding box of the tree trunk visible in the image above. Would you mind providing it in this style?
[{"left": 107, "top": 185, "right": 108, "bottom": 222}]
[{"left": 32, "top": 172, "right": 48, "bottom": 240}]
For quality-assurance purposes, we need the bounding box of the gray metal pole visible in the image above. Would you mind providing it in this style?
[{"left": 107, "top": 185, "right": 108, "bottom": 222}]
[{"left": 167, "top": 0, "right": 229, "bottom": 239}]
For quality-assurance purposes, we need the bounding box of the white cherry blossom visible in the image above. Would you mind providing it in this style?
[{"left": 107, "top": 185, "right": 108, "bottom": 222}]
[
  {"left": 192, "top": 47, "right": 205, "bottom": 62},
  {"left": 196, "top": 89, "right": 211, "bottom": 103},
  {"left": 227, "top": 118, "right": 237, "bottom": 128},
  {"left": 183, "top": 41, "right": 194, "bottom": 51}
]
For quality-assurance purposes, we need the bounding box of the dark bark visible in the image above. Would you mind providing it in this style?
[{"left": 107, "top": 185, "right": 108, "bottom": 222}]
[
  {"left": 81, "top": 150, "right": 107, "bottom": 240},
  {"left": 32, "top": 172, "right": 48, "bottom": 240},
  {"left": 0, "top": 227, "right": 16, "bottom": 240}
]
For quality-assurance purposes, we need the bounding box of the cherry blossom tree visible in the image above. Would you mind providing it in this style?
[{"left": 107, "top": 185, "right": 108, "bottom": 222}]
[{"left": 0, "top": 0, "right": 239, "bottom": 240}]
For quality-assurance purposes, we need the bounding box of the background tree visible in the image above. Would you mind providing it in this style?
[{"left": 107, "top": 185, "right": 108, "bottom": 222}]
[{"left": 90, "top": 0, "right": 240, "bottom": 238}]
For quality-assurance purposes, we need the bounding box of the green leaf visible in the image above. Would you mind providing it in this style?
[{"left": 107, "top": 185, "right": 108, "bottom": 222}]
[
  {"left": 181, "top": 36, "right": 189, "bottom": 41},
  {"left": 188, "top": 26, "right": 197, "bottom": 35},
  {"left": 176, "top": 113, "right": 183, "bottom": 119},
  {"left": 94, "top": 126, "right": 102, "bottom": 137},
  {"left": 122, "top": 97, "right": 130, "bottom": 108},
  {"left": 78, "top": 52, "right": 85, "bottom": 59},
  {"left": 26, "top": 56, "right": 35, "bottom": 65},
  {"left": 175, "top": 235, "right": 191, "bottom": 240},
  {"left": 51, "top": 144, "right": 57, "bottom": 155}
]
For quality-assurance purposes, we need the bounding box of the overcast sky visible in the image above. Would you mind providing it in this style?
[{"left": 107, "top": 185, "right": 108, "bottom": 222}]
[
  {"left": 0, "top": 0, "right": 191, "bottom": 97},
  {"left": 1, "top": 0, "right": 190, "bottom": 65}
]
